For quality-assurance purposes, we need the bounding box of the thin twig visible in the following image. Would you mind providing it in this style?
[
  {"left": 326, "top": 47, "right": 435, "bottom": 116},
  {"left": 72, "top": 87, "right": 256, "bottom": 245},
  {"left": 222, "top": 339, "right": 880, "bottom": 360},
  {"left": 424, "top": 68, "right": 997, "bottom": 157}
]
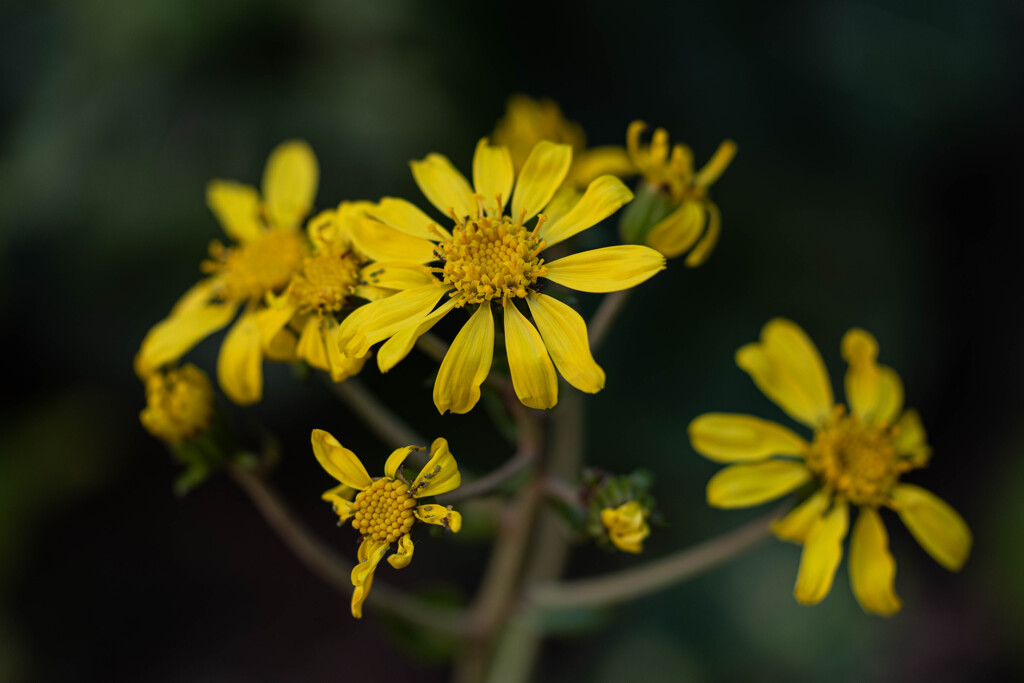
[
  {"left": 439, "top": 448, "right": 538, "bottom": 504},
  {"left": 325, "top": 376, "right": 426, "bottom": 448},
  {"left": 230, "top": 465, "right": 465, "bottom": 633},
  {"left": 525, "top": 505, "right": 785, "bottom": 610},
  {"left": 588, "top": 290, "right": 632, "bottom": 352},
  {"left": 415, "top": 332, "right": 449, "bottom": 364}
]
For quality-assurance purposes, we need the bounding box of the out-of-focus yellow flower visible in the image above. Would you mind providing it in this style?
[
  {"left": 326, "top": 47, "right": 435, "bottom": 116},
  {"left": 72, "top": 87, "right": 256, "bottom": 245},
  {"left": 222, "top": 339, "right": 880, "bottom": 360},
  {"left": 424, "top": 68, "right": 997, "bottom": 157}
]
[
  {"left": 335, "top": 139, "right": 665, "bottom": 414},
  {"left": 689, "top": 319, "right": 971, "bottom": 615},
  {"left": 134, "top": 140, "right": 318, "bottom": 405},
  {"left": 624, "top": 122, "right": 735, "bottom": 266},
  {"left": 493, "top": 95, "right": 635, "bottom": 190},
  {"left": 312, "top": 429, "right": 462, "bottom": 618},
  {"left": 140, "top": 364, "right": 215, "bottom": 444},
  {"left": 600, "top": 501, "right": 650, "bottom": 553}
]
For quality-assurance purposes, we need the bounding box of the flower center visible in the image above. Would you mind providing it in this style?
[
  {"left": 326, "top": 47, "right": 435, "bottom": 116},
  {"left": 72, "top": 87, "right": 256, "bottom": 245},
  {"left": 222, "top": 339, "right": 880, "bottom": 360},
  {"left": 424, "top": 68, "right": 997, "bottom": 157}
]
[
  {"left": 289, "top": 250, "right": 361, "bottom": 314},
  {"left": 434, "top": 214, "right": 547, "bottom": 306},
  {"left": 206, "top": 229, "right": 307, "bottom": 301},
  {"left": 351, "top": 478, "right": 417, "bottom": 543},
  {"left": 805, "top": 409, "right": 914, "bottom": 506},
  {"left": 140, "top": 364, "right": 214, "bottom": 443}
]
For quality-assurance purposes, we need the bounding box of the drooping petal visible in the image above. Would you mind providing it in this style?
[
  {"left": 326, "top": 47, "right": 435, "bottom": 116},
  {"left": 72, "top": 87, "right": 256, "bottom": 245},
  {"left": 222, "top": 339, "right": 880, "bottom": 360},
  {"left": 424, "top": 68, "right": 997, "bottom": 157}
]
[
  {"left": 568, "top": 146, "right": 637, "bottom": 187},
  {"left": 503, "top": 302, "right": 558, "bottom": 409},
  {"left": 689, "top": 413, "right": 808, "bottom": 463},
  {"left": 217, "top": 311, "right": 264, "bottom": 405},
  {"left": 544, "top": 245, "right": 665, "bottom": 293},
  {"left": 351, "top": 537, "right": 389, "bottom": 618},
  {"left": 311, "top": 429, "right": 373, "bottom": 490},
  {"left": 254, "top": 302, "right": 297, "bottom": 361},
  {"left": 472, "top": 138, "right": 514, "bottom": 213},
  {"left": 526, "top": 293, "right": 604, "bottom": 394},
  {"left": 370, "top": 197, "right": 450, "bottom": 241},
  {"left": 415, "top": 504, "right": 462, "bottom": 532},
  {"left": 262, "top": 140, "right": 319, "bottom": 229},
  {"left": 684, "top": 200, "right": 721, "bottom": 267},
  {"left": 433, "top": 304, "right": 494, "bottom": 414},
  {"left": 206, "top": 180, "right": 263, "bottom": 243},
  {"left": 134, "top": 299, "right": 238, "bottom": 377},
  {"left": 384, "top": 446, "right": 416, "bottom": 479},
  {"left": 706, "top": 460, "right": 811, "bottom": 509},
  {"left": 540, "top": 175, "right": 633, "bottom": 247},
  {"left": 772, "top": 488, "right": 832, "bottom": 543},
  {"left": 645, "top": 200, "right": 705, "bottom": 259},
  {"left": 512, "top": 141, "right": 572, "bottom": 222},
  {"left": 387, "top": 533, "right": 415, "bottom": 569},
  {"left": 321, "top": 484, "right": 358, "bottom": 522},
  {"left": 693, "top": 139, "right": 738, "bottom": 189},
  {"left": 842, "top": 328, "right": 904, "bottom": 425},
  {"left": 347, "top": 213, "right": 437, "bottom": 264},
  {"left": 850, "top": 506, "right": 902, "bottom": 616},
  {"left": 296, "top": 316, "right": 329, "bottom": 371},
  {"left": 411, "top": 437, "right": 462, "bottom": 498},
  {"left": 410, "top": 153, "right": 476, "bottom": 220},
  {"left": 337, "top": 285, "right": 451, "bottom": 358},
  {"left": 377, "top": 298, "right": 458, "bottom": 373},
  {"left": 735, "top": 318, "right": 834, "bottom": 428},
  {"left": 891, "top": 484, "right": 971, "bottom": 571},
  {"left": 322, "top": 317, "right": 367, "bottom": 382},
  {"left": 794, "top": 499, "right": 849, "bottom": 605}
]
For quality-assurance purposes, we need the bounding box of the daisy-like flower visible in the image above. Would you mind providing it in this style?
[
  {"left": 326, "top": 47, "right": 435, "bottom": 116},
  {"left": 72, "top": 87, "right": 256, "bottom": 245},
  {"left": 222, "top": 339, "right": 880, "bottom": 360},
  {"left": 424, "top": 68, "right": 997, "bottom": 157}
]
[
  {"left": 622, "top": 122, "right": 736, "bottom": 266},
  {"left": 312, "top": 429, "right": 462, "bottom": 618},
  {"left": 335, "top": 139, "right": 666, "bottom": 414},
  {"left": 135, "top": 141, "right": 318, "bottom": 404},
  {"left": 140, "top": 363, "right": 215, "bottom": 444},
  {"left": 688, "top": 319, "right": 972, "bottom": 615},
  {"left": 600, "top": 501, "right": 651, "bottom": 554},
  {"left": 492, "top": 94, "right": 635, "bottom": 191}
]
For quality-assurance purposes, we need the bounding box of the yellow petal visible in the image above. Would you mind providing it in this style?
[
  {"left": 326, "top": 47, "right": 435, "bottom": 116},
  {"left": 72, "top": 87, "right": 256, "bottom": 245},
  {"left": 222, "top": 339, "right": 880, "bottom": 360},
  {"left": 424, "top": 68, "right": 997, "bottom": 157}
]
[
  {"left": 541, "top": 175, "right": 633, "bottom": 247},
  {"left": 217, "top": 311, "right": 264, "bottom": 405},
  {"left": 850, "top": 507, "right": 902, "bottom": 616},
  {"left": 322, "top": 318, "right": 366, "bottom": 382},
  {"left": 544, "top": 245, "right": 665, "bottom": 293},
  {"left": 706, "top": 460, "right": 811, "bottom": 509},
  {"left": 684, "top": 200, "right": 721, "bottom": 267},
  {"left": 772, "top": 488, "right": 832, "bottom": 543},
  {"left": 262, "top": 139, "right": 318, "bottom": 229},
  {"left": 370, "top": 197, "right": 450, "bottom": 241},
  {"left": 338, "top": 285, "right": 450, "bottom": 358},
  {"left": 735, "top": 318, "right": 834, "bottom": 428},
  {"left": 472, "top": 138, "right": 514, "bottom": 213},
  {"left": 540, "top": 185, "right": 580, "bottom": 227},
  {"left": 689, "top": 413, "right": 808, "bottom": 463},
  {"left": 503, "top": 302, "right": 558, "bottom": 409},
  {"left": 410, "top": 153, "right": 476, "bottom": 220},
  {"left": 568, "top": 145, "right": 637, "bottom": 187},
  {"left": 170, "top": 278, "right": 224, "bottom": 316},
  {"left": 794, "top": 499, "right": 849, "bottom": 605},
  {"left": 387, "top": 533, "right": 415, "bottom": 569},
  {"left": 411, "top": 437, "right": 462, "bottom": 498},
  {"left": 433, "top": 303, "right": 494, "bottom": 414},
  {"left": 351, "top": 537, "right": 389, "bottom": 619},
  {"left": 254, "top": 303, "right": 297, "bottom": 356},
  {"left": 512, "top": 141, "right": 572, "bottom": 222},
  {"left": 359, "top": 263, "right": 437, "bottom": 291},
  {"left": 206, "top": 180, "right": 263, "bottom": 243},
  {"left": 321, "top": 484, "right": 358, "bottom": 522},
  {"left": 135, "top": 299, "right": 237, "bottom": 377},
  {"left": 384, "top": 446, "right": 416, "bottom": 479},
  {"left": 347, "top": 213, "right": 436, "bottom": 264},
  {"left": 693, "top": 139, "right": 737, "bottom": 189},
  {"left": 296, "top": 316, "right": 329, "bottom": 371},
  {"left": 645, "top": 200, "right": 705, "bottom": 259},
  {"left": 842, "top": 328, "right": 904, "bottom": 425},
  {"left": 311, "top": 429, "right": 373, "bottom": 490},
  {"left": 377, "top": 298, "right": 458, "bottom": 373},
  {"left": 891, "top": 484, "right": 971, "bottom": 571},
  {"left": 526, "top": 293, "right": 604, "bottom": 393},
  {"left": 892, "top": 409, "right": 930, "bottom": 460},
  {"left": 415, "top": 504, "right": 462, "bottom": 532}
]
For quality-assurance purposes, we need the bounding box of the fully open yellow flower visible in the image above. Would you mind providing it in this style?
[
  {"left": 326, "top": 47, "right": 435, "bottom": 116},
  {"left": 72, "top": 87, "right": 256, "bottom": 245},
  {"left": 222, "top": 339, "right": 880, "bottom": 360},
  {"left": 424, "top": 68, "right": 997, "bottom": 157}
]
[
  {"left": 335, "top": 139, "right": 666, "bottom": 414},
  {"left": 140, "top": 364, "right": 215, "bottom": 444},
  {"left": 626, "top": 121, "right": 736, "bottom": 265},
  {"left": 135, "top": 140, "right": 318, "bottom": 405},
  {"left": 688, "top": 319, "right": 971, "bottom": 615},
  {"left": 312, "top": 429, "right": 462, "bottom": 618},
  {"left": 493, "top": 94, "right": 635, "bottom": 191},
  {"left": 601, "top": 501, "right": 650, "bottom": 554}
]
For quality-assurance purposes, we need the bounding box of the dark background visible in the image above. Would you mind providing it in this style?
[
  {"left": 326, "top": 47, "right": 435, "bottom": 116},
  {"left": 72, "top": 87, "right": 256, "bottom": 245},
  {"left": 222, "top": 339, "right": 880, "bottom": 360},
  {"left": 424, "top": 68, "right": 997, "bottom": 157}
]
[{"left": 2, "top": 0, "right": 1022, "bottom": 681}]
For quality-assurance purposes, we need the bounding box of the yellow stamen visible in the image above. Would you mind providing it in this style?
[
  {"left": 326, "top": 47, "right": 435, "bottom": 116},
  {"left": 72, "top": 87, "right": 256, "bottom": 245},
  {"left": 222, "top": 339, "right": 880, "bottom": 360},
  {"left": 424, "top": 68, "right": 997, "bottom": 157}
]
[
  {"left": 204, "top": 228, "right": 306, "bottom": 301},
  {"left": 351, "top": 478, "right": 417, "bottom": 543},
  {"left": 288, "top": 250, "right": 361, "bottom": 314}
]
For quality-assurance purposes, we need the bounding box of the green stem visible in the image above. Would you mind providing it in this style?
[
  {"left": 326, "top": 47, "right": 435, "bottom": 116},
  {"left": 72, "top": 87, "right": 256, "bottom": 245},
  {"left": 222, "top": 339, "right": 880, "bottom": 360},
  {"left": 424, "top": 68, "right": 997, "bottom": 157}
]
[{"left": 325, "top": 377, "right": 426, "bottom": 448}]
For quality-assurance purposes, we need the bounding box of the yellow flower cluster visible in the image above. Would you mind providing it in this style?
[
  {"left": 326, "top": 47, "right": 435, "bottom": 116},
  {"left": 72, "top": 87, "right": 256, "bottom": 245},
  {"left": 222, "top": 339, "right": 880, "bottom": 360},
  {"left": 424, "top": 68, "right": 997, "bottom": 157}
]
[{"left": 139, "top": 364, "right": 215, "bottom": 444}]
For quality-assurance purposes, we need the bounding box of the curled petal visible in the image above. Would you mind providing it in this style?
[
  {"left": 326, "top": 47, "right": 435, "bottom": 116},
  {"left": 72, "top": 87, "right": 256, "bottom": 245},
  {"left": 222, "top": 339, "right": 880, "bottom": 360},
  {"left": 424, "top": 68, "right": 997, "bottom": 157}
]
[
  {"left": 387, "top": 533, "right": 416, "bottom": 569},
  {"left": 415, "top": 504, "right": 462, "bottom": 533},
  {"left": 351, "top": 538, "right": 389, "bottom": 619},
  {"left": 311, "top": 429, "right": 373, "bottom": 490},
  {"left": 412, "top": 437, "right": 462, "bottom": 498}
]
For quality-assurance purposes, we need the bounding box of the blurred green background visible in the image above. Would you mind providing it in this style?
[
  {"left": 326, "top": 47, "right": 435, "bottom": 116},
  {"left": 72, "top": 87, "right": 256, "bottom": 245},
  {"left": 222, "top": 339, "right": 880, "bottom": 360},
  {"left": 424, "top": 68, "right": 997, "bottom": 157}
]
[{"left": 2, "top": 0, "right": 1022, "bottom": 680}]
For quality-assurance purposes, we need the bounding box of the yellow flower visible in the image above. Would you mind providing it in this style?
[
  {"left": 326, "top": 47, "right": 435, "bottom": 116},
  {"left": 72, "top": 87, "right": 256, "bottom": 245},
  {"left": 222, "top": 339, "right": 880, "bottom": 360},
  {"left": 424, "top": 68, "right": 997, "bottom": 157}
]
[
  {"left": 336, "top": 139, "right": 666, "bottom": 414},
  {"left": 140, "top": 364, "right": 215, "bottom": 444},
  {"left": 134, "top": 140, "right": 318, "bottom": 405},
  {"left": 492, "top": 94, "right": 636, "bottom": 190},
  {"left": 600, "top": 501, "right": 650, "bottom": 554},
  {"left": 689, "top": 319, "right": 971, "bottom": 615},
  {"left": 312, "top": 429, "right": 462, "bottom": 618},
  {"left": 625, "top": 121, "right": 736, "bottom": 265}
]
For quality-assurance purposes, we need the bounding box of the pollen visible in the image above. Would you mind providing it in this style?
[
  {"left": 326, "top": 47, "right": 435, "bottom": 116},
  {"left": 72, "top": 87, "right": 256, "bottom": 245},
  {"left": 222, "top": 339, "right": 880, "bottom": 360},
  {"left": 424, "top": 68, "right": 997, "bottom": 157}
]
[
  {"left": 805, "top": 408, "right": 919, "bottom": 506},
  {"left": 350, "top": 478, "right": 417, "bottom": 543},
  {"left": 204, "top": 228, "right": 307, "bottom": 301},
  {"left": 289, "top": 250, "right": 361, "bottom": 314},
  {"left": 435, "top": 212, "right": 548, "bottom": 306}
]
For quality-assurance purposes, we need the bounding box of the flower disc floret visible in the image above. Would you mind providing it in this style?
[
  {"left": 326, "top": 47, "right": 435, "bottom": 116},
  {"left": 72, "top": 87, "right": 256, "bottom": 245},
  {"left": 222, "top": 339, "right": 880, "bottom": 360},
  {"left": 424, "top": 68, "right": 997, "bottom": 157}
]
[
  {"left": 205, "top": 228, "right": 307, "bottom": 301},
  {"left": 289, "top": 250, "right": 361, "bottom": 314},
  {"left": 352, "top": 478, "right": 417, "bottom": 543}
]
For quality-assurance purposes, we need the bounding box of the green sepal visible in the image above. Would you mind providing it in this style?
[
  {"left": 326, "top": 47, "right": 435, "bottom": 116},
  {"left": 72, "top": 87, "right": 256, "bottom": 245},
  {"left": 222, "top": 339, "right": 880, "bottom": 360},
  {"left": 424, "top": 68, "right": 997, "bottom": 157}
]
[{"left": 618, "top": 181, "right": 676, "bottom": 245}]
